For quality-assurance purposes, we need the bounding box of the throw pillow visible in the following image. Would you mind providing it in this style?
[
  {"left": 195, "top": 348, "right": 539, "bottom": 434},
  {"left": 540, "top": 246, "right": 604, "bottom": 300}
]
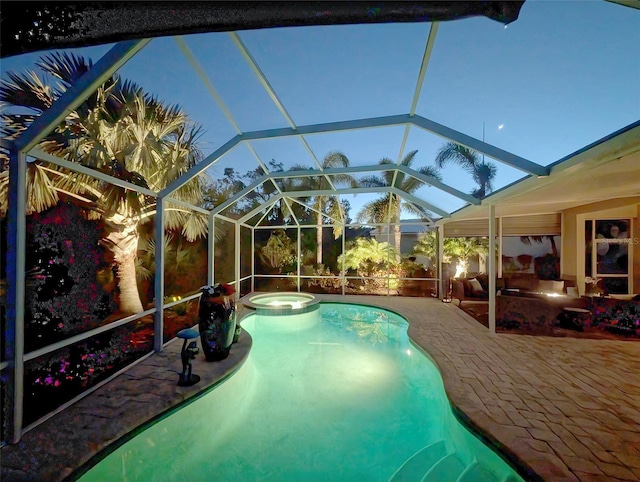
[
  {"left": 539, "top": 279, "right": 564, "bottom": 294},
  {"left": 468, "top": 278, "right": 484, "bottom": 293},
  {"left": 552, "top": 280, "right": 565, "bottom": 293}
]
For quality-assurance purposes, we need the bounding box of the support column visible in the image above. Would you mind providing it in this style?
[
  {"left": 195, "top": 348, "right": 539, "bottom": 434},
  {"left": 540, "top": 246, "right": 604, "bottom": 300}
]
[
  {"left": 6, "top": 148, "right": 27, "bottom": 443},
  {"left": 437, "top": 225, "right": 444, "bottom": 299},
  {"left": 488, "top": 204, "right": 497, "bottom": 334},
  {"left": 297, "top": 226, "right": 301, "bottom": 292},
  {"left": 153, "top": 197, "right": 165, "bottom": 352},
  {"left": 341, "top": 228, "right": 346, "bottom": 296},
  {"left": 207, "top": 212, "right": 215, "bottom": 286},
  {"left": 235, "top": 222, "right": 241, "bottom": 300},
  {"left": 251, "top": 226, "right": 255, "bottom": 293},
  {"left": 498, "top": 216, "right": 503, "bottom": 279}
]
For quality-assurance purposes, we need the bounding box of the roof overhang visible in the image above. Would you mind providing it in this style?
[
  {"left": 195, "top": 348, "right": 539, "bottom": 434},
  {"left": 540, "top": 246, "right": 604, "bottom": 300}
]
[{"left": 439, "top": 121, "right": 640, "bottom": 223}]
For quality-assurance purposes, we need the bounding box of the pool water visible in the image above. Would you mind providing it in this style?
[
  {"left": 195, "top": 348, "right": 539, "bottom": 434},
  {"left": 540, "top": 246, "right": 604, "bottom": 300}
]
[{"left": 78, "top": 303, "right": 524, "bottom": 482}]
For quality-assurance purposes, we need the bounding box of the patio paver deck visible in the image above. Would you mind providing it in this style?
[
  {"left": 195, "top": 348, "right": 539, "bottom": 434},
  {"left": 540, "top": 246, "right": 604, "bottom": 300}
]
[{"left": 2, "top": 295, "right": 639, "bottom": 481}]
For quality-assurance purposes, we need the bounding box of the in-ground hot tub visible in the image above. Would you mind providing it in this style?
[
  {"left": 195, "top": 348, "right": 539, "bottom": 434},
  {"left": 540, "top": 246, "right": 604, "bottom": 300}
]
[{"left": 243, "top": 292, "right": 320, "bottom": 315}]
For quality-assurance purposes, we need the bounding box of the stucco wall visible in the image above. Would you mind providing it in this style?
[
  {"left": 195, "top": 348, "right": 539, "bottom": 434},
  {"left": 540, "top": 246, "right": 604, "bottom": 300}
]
[{"left": 561, "top": 197, "right": 640, "bottom": 294}]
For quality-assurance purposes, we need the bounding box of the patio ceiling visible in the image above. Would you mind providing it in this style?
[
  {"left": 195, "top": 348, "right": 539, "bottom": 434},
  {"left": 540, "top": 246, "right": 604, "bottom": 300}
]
[{"left": 1, "top": 1, "right": 638, "bottom": 227}]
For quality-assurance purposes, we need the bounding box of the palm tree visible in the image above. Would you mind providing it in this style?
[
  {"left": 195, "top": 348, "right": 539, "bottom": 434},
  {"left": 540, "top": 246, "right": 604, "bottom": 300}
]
[
  {"left": 443, "top": 237, "right": 489, "bottom": 278},
  {"left": 283, "top": 151, "right": 356, "bottom": 266},
  {"left": 357, "top": 150, "right": 441, "bottom": 262},
  {"left": 1, "top": 53, "right": 207, "bottom": 314},
  {"left": 434, "top": 142, "right": 497, "bottom": 198},
  {"left": 414, "top": 231, "right": 488, "bottom": 276},
  {"left": 309, "top": 151, "right": 356, "bottom": 265}
]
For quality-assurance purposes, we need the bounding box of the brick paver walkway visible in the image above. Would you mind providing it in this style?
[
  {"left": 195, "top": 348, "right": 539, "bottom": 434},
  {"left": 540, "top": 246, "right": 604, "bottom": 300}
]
[{"left": 2, "top": 296, "right": 639, "bottom": 481}]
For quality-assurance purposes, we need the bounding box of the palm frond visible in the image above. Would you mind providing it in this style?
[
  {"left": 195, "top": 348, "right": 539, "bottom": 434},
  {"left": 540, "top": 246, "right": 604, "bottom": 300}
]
[
  {"left": 359, "top": 175, "right": 386, "bottom": 188},
  {"left": 399, "top": 150, "right": 419, "bottom": 167},
  {"left": 180, "top": 211, "right": 209, "bottom": 242},
  {"left": 418, "top": 165, "right": 442, "bottom": 181},
  {"left": 356, "top": 195, "right": 392, "bottom": 223},
  {"left": 37, "top": 52, "right": 93, "bottom": 89},
  {"left": 26, "top": 163, "right": 59, "bottom": 214},
  {"left": 434, "top": 142, "right": 479, "bottom": 171},
  {"left": 401, "top": 201, "right": 433, "bottom": 221},
  {"left": 0, "top": 70, "right": 55, "bottom": 113},
  {"left": 321, "top": 150, "right": 350, "bottom": 169}
]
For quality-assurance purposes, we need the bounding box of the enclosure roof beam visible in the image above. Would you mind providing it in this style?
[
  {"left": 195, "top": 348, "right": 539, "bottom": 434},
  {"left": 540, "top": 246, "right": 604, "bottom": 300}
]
[
  {"left": 17, "top": 40, "right": 150, "bottom": 154},
  {"left": 281, "top": 186, "right": 394, "bottom": 197},
  {"left": 237, "top": 195, "right": 282, "bottom": 224},
  {"left": 161, "top": 135, "right": 242, "bottom": 197},
  {"left": 390, "top": 187, "right": 450, "bottom": 219},
  {"left": 230, "top": 32, "right": 298, "bottom": 131},
  {"left": 240, "top": 114, "right": 411, "bottom": 141},
  {"left": 178, "top": 34, "right": 302, "bottom": 224},
  {"left": 164, "top": 111, "right": 547, "bottom": 200},
  {"left": 267, "top": 164, "right": 476, "bottom": 205},
  {"left": 234, "top": 114, "right": 547, "bottom": 176},
  {"left": 409, "top": 23, "right": 439, "bottom": 117},
  {"left": 395, "top": 165, "right": 479, "bottom": 205},
  {"left": 176, "top": 36, "right": 243, "bottom": 135},
  {"left": 209, "top": 174, "right": 269, "bottom": 215},
  {"left": 164, "top": 196, "right": 209, "bottom": 215},
  {"left": 285, "top": 196, "right": 342, "bottom": 224},
  {"left": 392, "top": 23, "right": 439, "bottom": 194},
  {"left": 411, "top": 116, "right": 549, "bottom": 176},
  {"left": 30, "top": 148, "right": 157, "bottom": 197},
  {"left": 269, "top": 164, "right": 394, "bottom": 179},
  {"left": 230, "top": 31, "right": 341, "bottom": 217},
  {"left": 213, "top": 213, "right": 238, "bottom": 224}
]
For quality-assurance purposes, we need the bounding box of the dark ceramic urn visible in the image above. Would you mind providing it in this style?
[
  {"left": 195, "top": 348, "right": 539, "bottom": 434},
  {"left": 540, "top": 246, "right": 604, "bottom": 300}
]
[{"left": 198, "top": 284, "right": 236, "bottom": 361}]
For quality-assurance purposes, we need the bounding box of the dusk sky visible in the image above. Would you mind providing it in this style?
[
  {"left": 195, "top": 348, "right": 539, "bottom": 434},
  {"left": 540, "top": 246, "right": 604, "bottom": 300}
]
[{"left": 2, "top": 0, "right": 638, "bottom": 220}]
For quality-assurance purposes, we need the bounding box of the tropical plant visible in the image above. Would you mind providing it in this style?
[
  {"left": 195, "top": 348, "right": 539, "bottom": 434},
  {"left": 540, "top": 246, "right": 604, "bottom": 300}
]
[
  {"left": 414, "top": 231, "right": 488, "bottom": 277},
  {"left": 258, "top": 230, "right": 296, "bottom": 273},
  {"left": 413, "top": 230, "right": 439, "bottom": 264},
  {"left": 0, "top": 53, "right": 208, "bottom": 314},
  {"left": 434, "top": 142, "right": 497, "bottom": 198},
  {"left": 357, "top": 150, "right": 441, "bottom": 262},
  {"left": 444, "top": 237, "right": 489, "bottom": 278},
  {"left": 338, "top": 237, "right": 399, "bottom": 292}
]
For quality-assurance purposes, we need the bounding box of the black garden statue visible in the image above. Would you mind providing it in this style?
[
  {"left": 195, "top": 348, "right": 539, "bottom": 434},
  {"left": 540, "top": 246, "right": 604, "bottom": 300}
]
[{"left": 198, "top": 283, "right": 237, "bottom": 361}]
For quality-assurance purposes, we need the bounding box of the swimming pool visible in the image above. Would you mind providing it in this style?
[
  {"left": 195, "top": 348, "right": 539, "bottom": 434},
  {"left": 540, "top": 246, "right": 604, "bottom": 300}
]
[{"left": 77, "top": 303, "right": 524, "bottom": 481}]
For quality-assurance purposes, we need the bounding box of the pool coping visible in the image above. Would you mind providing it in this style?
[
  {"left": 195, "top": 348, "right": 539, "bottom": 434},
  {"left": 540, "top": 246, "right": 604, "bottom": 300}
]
[{"left": 2, "top": 295, "right": 639, "bottom": 481}]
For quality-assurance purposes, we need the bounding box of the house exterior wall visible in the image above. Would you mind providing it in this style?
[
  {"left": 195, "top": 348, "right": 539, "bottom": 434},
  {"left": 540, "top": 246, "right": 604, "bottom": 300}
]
[{"left": 561, "top": 196, "right": 640, "bottom": 294}]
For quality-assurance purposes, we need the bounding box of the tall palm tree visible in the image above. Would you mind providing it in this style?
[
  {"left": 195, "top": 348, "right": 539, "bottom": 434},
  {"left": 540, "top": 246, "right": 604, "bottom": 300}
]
[
  {"left": 357, "top": 150, "right": 441, "bottom": 262},
  {"left": 284, "top": 151, "right": 356, "bottom": 266},
  {"left": 309, "top": 151, "right": 356, "bottom": 265},
  {"left": 1, "top": 53, "right": 207, "bottom": 314},
  {"left": 434, "top": 142, "right": 497, "bottom": 198}
]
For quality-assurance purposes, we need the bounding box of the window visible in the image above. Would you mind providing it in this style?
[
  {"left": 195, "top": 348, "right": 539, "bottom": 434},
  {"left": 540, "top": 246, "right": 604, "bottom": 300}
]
[{"left": 585, "top": 219, "right": 632, "bottom": 294}]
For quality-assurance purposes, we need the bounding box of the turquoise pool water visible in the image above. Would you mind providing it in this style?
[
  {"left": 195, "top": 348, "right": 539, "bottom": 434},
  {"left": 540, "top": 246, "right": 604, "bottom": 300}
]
[{"left": 78, "top": 303, "right": 524, "bottom": 481}]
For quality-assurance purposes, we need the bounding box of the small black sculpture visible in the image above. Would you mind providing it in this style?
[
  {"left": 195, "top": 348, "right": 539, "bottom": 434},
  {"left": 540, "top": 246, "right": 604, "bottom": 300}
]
[
  {"left": 198, "top": 284, "right": 237, "bottom": 361},
  {"left": 177, "top": 329, "right": 200, "bottom": 386}
]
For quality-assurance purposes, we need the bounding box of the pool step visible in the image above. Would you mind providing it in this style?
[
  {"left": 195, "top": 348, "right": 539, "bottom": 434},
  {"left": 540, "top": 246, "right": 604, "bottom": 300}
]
[
  {"left": 421, "top": 453, "right": 466, "bottom": 481},
  {"left": 388, "top": 440, "right": 447, "bottom": 482},
  {"left": 456, "top": 459, "right": 500, "bottom": 482},
  {"left": 502, "top": 475, "right": 523, "bottom": 482}
]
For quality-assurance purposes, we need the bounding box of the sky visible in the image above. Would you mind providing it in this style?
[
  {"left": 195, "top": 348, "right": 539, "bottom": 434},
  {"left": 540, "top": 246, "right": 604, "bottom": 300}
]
[{"left": 1, "top": 0, "right": 639, "bottom": 222}]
